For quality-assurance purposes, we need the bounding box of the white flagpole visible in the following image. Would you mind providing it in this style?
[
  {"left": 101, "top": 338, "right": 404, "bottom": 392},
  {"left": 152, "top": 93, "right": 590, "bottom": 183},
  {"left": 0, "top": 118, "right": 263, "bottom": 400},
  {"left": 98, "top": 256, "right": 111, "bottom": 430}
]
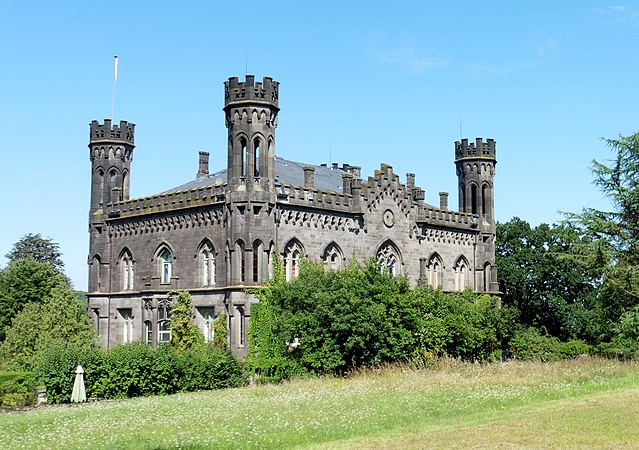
[{"left": 111, "top": 56, "right": 118, "bottom": 120}]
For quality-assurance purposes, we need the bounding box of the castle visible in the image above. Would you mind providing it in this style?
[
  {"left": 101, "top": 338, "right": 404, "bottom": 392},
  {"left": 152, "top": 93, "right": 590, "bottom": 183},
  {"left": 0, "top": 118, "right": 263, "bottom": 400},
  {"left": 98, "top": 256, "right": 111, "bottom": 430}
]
[{"left": 87, "top": 75, "right": 499, "bottom": 355}]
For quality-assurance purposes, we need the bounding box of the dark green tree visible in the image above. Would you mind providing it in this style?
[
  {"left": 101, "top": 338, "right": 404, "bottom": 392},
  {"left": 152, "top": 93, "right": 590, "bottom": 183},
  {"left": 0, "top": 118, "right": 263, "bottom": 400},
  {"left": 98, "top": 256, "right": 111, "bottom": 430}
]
[
  {"left": 566, "top": 132, "right": 639, "bottom": 327},
  {"left": 496, "top": 217, "right": 598, "bottom": 341},
  {"left": 5, "top": 233, "right": 65, "bottom": 272},
  {"left": 0, "top": 259, "right": 70, "bottom": 341}
]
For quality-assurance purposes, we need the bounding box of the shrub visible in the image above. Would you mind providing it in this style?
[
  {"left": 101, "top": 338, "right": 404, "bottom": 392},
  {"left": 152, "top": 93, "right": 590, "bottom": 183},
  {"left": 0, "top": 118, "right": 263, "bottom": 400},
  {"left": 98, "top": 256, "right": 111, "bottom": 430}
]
[
  {"left": 0, "top": 372, "right": 37, "bottom": 408},
  {"left": 509, "top": 328, "right": 592, "bottom": 361},
  {"left": 35, "top": 342, "right": 246, "bottom": 403}
]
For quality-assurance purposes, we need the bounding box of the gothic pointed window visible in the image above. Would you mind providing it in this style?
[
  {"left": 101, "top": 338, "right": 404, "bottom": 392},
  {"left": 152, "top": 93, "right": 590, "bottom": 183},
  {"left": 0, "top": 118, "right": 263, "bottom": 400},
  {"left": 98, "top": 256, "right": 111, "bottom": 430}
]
[
  {"left": 160, "top": 249, "right": 173, "bottom": 284},
  {"left": 454, "top": 257, "right": 470, "bottom": 291},
  {"left": 253, "top": 240, "right": 263, "bottom": 283},
  {"left": 322, "top": 243, "right": 343, "bottom": 271},
  {"left": 120, "top": 250, "right": 134, "bottom": 291},
  {"left": 98, "top": 169, "right": 105, "bottom": 205},
  {"left": 471, "top": 184, "right": 478, "bottom": 215},
  {"left": 199, "top": 242, "right": 216, "bottom": 286},
  {"left": 376, "top": 241, "right": 401, "bottom": 276},
  {"left": 157, "top": 306, "right": 171, "bottom": 343},
  {"left": 144, "top": 320, "right": 153, "bottom": 345},
  {"left": 109, "top": 169, "right": 117, "bottom": 204},
  {"left": 284, "top": 239, "right": 303, "bottom": 281},
  {"left": 240, "top": 138, "right": 247, "bottom": 177},
  {"left": 254, "top": 138, "right": 261, "bottom": 178},
  {"left": 427, "top": 254, "right": 443, "bottom": 288}
]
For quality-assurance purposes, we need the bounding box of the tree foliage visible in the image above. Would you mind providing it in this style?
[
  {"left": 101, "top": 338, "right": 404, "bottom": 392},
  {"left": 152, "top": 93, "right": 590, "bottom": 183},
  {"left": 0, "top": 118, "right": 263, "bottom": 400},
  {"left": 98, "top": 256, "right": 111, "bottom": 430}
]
[
  {"left": 496, "top": 218, "right": 599, "bottom": 341},
  {"left": 247, "top": 258, "right": 508, "bottom": 378},
  {"left": 0, "top": 285, "right": 97, "bottom": 371},
  {"left": 169, "top": 290, "right": 205, "bottom": 353},
  {"left": 565, "top": 132, "right": 639, "bottom": 327},
  {"left": 0, "top": 259, "right": 70, "bottom": 341},
  {"left": 5, "top": 233, "right": 65, "bottom": 272}
]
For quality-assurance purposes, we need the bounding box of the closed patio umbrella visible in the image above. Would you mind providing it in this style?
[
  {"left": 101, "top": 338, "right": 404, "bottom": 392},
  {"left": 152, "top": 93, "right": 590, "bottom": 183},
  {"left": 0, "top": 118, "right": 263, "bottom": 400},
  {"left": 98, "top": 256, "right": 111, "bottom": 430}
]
[{"left": 70, "top": 365, "right": 86, "bottom": 403}]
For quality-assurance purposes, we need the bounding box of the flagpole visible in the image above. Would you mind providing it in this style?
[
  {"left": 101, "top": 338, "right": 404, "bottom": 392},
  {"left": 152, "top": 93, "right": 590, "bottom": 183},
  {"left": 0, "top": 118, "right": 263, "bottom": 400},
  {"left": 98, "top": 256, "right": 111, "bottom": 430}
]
[{"left": 111, "top": 56, "right": 118, "bottom": 120}]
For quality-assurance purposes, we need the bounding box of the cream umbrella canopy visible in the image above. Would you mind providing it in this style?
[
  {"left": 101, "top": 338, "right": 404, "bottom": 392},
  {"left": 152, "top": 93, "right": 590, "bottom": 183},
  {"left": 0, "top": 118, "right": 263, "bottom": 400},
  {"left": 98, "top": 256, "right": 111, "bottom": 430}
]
[{"left": 70, "top": 365, "right": 86, "bottom": 403}]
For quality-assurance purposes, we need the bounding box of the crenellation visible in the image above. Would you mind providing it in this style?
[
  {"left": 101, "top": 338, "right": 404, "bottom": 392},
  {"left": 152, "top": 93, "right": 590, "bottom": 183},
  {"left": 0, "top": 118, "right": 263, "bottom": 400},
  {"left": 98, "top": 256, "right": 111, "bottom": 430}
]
[
  {"left": 90, "top": 119, "right": 135, "bottom": 145},
  {"left": 224, "top": 75, "right": 279, "bottom": 109},
  {"left": 454, "top": 137, "right": 496, "bottom": 161}
]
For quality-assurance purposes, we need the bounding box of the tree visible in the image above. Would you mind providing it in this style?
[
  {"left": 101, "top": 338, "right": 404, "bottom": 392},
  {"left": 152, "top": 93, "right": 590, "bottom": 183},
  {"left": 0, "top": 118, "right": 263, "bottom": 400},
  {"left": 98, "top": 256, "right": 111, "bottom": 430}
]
[
  {"left": 496, "top": 218, "right": 598, "bottom": 341},
  {"left": 566, "top": 132, "right": 639, "bottom": 327},
  {"left": 169, "top": 290, "right": 204, "bottom": 353},
  {"left": 5, "top": 233, "right": 65, "bottom": 272},
  {"left": 0, "top": 259, "right": 70, "bottom": 341},
  {"left": 0, "top": 285, "right": 97, "bottom": 371}
]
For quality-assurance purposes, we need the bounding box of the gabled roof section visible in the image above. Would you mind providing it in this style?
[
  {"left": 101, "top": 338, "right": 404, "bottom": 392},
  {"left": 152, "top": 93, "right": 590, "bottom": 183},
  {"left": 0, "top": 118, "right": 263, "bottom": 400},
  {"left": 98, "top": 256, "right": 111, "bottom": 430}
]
[{"left": 161, "top": 156, "right": 348, "bottom": 194}]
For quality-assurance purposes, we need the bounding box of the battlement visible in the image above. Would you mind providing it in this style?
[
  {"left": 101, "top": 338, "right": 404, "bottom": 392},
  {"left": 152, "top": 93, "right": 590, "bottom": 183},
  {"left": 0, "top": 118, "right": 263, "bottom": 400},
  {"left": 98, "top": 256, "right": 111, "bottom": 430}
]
[
  {"left": 224, "top": 75, "right": 279, "bottom": 109},
  {"left": 90, "top": 120, "right": 135, "bottom": 145},
  {"left": 454, "top": 138, "right": 496, "bottom": 161}
]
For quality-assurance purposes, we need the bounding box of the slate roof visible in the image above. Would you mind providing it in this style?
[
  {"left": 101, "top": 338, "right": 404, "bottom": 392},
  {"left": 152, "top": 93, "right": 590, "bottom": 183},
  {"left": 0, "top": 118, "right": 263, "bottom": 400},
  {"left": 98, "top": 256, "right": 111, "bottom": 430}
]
[{"left": 163, "top": 156, "right": 348, "bottom": 194}]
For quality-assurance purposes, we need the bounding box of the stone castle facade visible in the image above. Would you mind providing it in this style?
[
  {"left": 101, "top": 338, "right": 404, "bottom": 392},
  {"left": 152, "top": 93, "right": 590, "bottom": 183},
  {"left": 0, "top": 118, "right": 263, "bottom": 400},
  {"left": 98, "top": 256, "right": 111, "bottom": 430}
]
[{"left": 87, "top": 75, "right": 499, "bottom": 355}]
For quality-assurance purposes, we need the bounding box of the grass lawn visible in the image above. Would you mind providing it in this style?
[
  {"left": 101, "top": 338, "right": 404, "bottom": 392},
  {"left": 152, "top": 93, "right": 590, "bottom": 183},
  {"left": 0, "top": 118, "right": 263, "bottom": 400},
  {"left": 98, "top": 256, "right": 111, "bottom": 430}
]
[{"left": 1, "top": 357, "right": 638, "bottom": 449}]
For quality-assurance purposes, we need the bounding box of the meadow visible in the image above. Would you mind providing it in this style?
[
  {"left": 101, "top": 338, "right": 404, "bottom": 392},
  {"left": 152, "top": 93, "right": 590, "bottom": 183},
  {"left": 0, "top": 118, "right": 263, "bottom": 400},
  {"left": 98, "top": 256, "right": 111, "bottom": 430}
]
[{"left": 1, "top": 357, "right": 638, "bottom": 449}]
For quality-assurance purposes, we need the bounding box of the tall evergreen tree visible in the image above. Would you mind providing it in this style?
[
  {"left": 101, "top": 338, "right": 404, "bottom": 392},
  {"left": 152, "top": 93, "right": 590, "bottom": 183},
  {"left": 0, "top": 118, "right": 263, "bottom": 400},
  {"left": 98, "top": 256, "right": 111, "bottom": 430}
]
[{"left": 6, "top": 233, "right": 65, "bottom": 272}]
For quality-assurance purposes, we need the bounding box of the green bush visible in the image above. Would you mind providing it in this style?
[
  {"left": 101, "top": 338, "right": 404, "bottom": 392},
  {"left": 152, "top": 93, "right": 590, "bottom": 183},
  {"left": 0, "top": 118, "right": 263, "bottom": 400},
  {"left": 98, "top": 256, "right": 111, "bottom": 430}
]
[
  {"left": 0, "top": 372, "right": 37, "bottom": 408},
  {"left": 509, "top": 328, "right": 592, "bottom": 361},
  {"left": 248, "top": 258, "right": 510, "bottom": 378},
  {"left": 35, "top": 342, "right": 246, "bottom": 404}
]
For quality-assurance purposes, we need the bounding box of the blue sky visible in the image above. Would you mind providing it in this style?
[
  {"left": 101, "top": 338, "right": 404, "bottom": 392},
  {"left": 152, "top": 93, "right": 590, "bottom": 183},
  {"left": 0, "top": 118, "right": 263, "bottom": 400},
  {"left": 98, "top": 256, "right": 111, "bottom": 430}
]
[{"left": 1, "top": 1, "right": 638, "bottom": 290}]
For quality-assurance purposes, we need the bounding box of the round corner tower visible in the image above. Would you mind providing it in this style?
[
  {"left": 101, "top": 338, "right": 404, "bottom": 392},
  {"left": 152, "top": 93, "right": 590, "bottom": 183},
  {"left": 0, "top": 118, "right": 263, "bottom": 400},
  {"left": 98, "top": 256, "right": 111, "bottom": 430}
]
[
  {"left": 454, "top": 137, "right": 497, "bottom": 228},
  {"left": 223, "top": 75, "right": 279, "bottom": 188},
  {"left": 223, "top": 75, "right": 279, "bottom": 287},
  {"left": 88, "top": 119, "right": 136, "bottom": 215},
  {"left": 454, "top": 137, "right": 499, "bottom": 293}
]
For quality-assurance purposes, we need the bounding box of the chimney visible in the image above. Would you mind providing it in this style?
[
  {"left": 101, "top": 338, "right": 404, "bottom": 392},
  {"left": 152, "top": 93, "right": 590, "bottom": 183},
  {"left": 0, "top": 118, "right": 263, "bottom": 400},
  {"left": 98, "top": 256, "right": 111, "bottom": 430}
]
[
  {"left": 342, "top": 173, "right": 353, "bottom": 194},
  {"left": 197, "top": 151, "right": 209, "bottom": 178},
  {"left": 303, "top": 166, "right": 315, "bottom": 188},
  {"left": 439, "top": 192, "right": 449, "bottom": 211},
  {"left": 406, "top": 173, "right": 415, "bottom": 189}
]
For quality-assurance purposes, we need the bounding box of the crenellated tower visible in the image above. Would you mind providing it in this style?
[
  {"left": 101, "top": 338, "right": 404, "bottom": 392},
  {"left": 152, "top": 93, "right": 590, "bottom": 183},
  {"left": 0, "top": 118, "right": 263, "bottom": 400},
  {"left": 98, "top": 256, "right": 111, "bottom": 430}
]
[
  {"left": 455, "top": 137, "right": 499, "bottom": 292},
  {"left": 223, "top": 76, "right": 279, "bottom": 287},
  {"left": 454, "top": 138, "right": 496, "bottom": 226},
  {"left": 88, "top": 119, "right": 135, "bottom": 214},
  {"left": 224, "top": 75, "right": 279, "bottom": 186}
]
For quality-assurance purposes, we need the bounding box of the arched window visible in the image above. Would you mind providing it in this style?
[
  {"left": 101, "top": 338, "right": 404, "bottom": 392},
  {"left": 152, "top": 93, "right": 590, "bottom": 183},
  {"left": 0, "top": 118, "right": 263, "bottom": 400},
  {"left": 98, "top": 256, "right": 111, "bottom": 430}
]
[
  {"left": 253, "top": 138, "right": 261, "bottom": 177},
  {"left": 122, "top": 170, "right": 128, "bottom": 200},
  {"left": 109, "top": 169, "right": 117, "bottom": 203},
  {"left": 160, "top": 248, "right": 173, "bottom": 284},
  {"left": 470, "top": 184, "right": 478, "bottom": 215},
  {"left": 377, "top": 240, "right": 401, "bottom": 276},
  {"left": 481, "top": 184, "right": 487, "bottom": 218},
  {"left": 98, "top": 169, "right": 105, "bottom": 205},
  {"left": 199, "top": 242, "right": 216, "bottom": 286},
  {"left": 284, "top": 239, "right": 304, "bottom": 281},
  {"left": 454, "top": 257, "right": 470, "bottom": 291},
  {"left": 322, "top": 242, "right": 343, "bottom": 271},
  {"left": 253, "top": 240, "right": 263, "bottom": 283},
  {"left": 484, "top": 262, "right": 492, "bottom": 292},
  {"left": 240, "top": 138, "right": 247, "bottom": 177},
  {"left": 91, "top": 255, "right": 101, "bottom": 291},
  {"left": 144, "top": 320, "right": 153, "bottom": 345},
  {"left": 427, "top": 254, "right": 443, "bottom": 288},
  {"left": 120, "top": 250, "right": 134, "bottom": 291},
  {"left": 157, "top": 306, "right": 171, "bottom": 343},
  {"left": 459, "top": 184, "right": 465, "bottom": 213}
]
